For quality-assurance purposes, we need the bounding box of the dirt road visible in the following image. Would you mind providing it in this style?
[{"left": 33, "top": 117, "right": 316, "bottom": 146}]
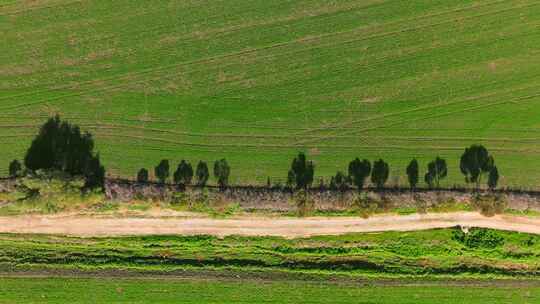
[{"left": 0, "top": 212, "right": 539, "bottom": 237}]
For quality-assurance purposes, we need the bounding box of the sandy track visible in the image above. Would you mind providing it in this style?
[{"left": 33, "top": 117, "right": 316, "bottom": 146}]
[{"left": 0, "top": 212, "right": 539, "bottom": 238}]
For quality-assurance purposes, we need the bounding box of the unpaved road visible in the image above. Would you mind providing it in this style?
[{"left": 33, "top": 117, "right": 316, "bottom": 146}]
[{"left": 0, "top": 212, "right": 539, "bottom": 237}]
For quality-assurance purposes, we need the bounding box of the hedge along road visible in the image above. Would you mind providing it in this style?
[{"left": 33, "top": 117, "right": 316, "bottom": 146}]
[{"left": 0, "top": 212, "right": 540, "bottom": 237}]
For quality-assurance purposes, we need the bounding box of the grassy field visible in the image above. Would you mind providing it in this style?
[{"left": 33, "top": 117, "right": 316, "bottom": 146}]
[
  {"left": 1, "top": 277, "right": 539, "bottom": 303},
  {"left": 1, "top": 228, "right": 540, "bottom": 277},
  {"left": 2, "top": 0, "right": 540, "bottom": 187},
  {"left": 1, "top": 228, "right": 540, "bottom": 303}
]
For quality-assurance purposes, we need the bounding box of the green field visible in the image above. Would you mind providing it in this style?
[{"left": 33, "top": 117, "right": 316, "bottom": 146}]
[
  {"left": 2, "top": 0, "right": 540, "bottom": 186},
  {"left": 2, "top": 228, "right": 540, "bottom": 303},
  {"left": 1, "top": 277, "right": 539, "bottom": 303},
  {"left": 1, "top": 228, "right": 540, "bottom": 277}
]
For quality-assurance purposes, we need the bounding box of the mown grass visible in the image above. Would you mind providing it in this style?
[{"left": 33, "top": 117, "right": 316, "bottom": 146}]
[
  {"left": 0, "top": 276, "right": 539, "bottom": 304},
  {"left": 1, "top": 1, "right": 540, "bottom": 187},
  {"left": 1, "top": 228, "right": 540, "bottom": 278}
]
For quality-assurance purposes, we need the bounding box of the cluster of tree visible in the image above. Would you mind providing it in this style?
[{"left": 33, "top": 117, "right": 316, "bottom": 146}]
[
  {"left": 8, "top": 115, "right": 105, "bottom": 190},
  {"left": 406, "top": 145, "right": 499, "bottom": 190},
  {"left": 286, "top": 145, "right": 499, "bottom": 191},
  {"left": 136, "top": 158, "right": 230, "bottom": 189}
]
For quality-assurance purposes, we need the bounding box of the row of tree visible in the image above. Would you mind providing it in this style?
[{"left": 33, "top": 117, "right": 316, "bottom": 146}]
[
  {"left": 136, "top": 159, "right": 231, "bottom": 189},
  {"left": 286, "top": 145, "right": 499, "bottom": 191},
  {"left": 7, "top": 116, "right": 500, "bottom": 193}
]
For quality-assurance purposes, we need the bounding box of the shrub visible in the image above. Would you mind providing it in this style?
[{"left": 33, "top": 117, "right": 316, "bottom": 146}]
[
  {"left": 452, "top": 228, "right": 504, "bottom": 249},
  {"left": 8, "top": 159, "right": 22, "bottom": 178},
  {"left": 348, "top": 158, "right": 371, "bottom": 192},
  {"left": 174, "top": 160, "right": 194, "bottom": 186},
  {"left": 329, "top": 171, "right": 349, "bottom": 191},
  {"left": 137, "top": 168, "right": 149, "bottom": 183},
  {"left": 195, "top": 161, "right": 209, "bottom": 187},
  {"left": 154, "top": 160, "right": 170, "bottom": 184},
  {"left": 214, "top": 159, "right": 230, "bottom": 189}
]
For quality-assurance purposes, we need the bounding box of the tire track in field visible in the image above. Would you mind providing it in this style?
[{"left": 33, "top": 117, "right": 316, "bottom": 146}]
[
  {"left": 0, "top": 0, "right": 85, "bottom": 17},
  {"left": 1, "top": 0, "right": 526, "bottom": 106},
  {"left": 0, "top": 0, "right": 383, "bottom": 62},
  {"left": 295, "top": 91, "right": 540, "bottom": 147},
  {"left": 92, "top": 130, "right": 540, "bottom": 155},
  {"left": 292, "top": 79, "right": 540, "bottom": 143}
]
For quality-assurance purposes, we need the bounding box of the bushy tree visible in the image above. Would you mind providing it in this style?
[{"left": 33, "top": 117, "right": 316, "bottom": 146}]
[
  {"left": 174, "top": 160, "right": 193, "bottom": 186},
  {"left": 330, "top": 171, "right": 349, "bottom": 191},
  {"left": 23, "top": 115, "right": 105, "bottom": 190},
  {"left": 154, "top": 159, "right": 170, "bottom": 184},
  {"left": 84, "top": 153, "right": 105, "bottom": 190},
  {"left": 137, "top": 168, "right": 149, "bottom": 183},
  {"left": 406, "top": 159, "right": 419, "bottom": 190},
  {"left": 9, "top": 159, "right": 22, "bottom": 178},
  {"left": 195, "top": 161, "right": 209, "bottom": 187},
  {"left": 348, "top": 158, "right": 371, "bottom": 192},
  {"left": 371, "top": 159, "right": 389, "bottom": 189},
  {"left": 288, "top": 153, "right": 315, "bottom": 189},
  {"left": 214, "top": 159, "right": 230, "bottom": 189},
  {"left": 460, "top": 145, "right": 495, "bottom": 189},
  {"left": 488, "top": 166, "right": 499, "bottom": 190},
  {"left": 425, "top": 157, "right": 447, "bottom": 188}
]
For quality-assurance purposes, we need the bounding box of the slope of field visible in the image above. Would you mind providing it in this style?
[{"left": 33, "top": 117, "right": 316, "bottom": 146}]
[
  {"left": 1, "top": 277, "right": 539, "bottom": 304},
  {"left": 2, "top": 0, "right": 540, "bottom": 186},
  {"left": 2, "top": 228, "right": 540, "bottom": 278}
]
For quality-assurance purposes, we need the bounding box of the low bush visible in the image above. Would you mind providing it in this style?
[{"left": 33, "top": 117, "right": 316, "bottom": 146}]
[{"left": 452, "top": 228, "right": 504, "bottom": 249}]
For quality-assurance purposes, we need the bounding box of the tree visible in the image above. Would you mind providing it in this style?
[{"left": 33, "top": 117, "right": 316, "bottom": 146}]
[
  {"left": 154, "top": 159, "right": 170, "bottom": 184},
  {"left": 425, "top": 157, "right": 447, "bottom": 189},
  {"left": 371, "top": 159, "right": 389, "bottom": 189},
  {"left": 9, "top": 159, "right": 22, "bottom": 178},
  {"left": 214, "top": 159, "right": 230, "bottom": 189},
  {"left": 406, "top": 159, "right": 419, "bottom": 190},
  {"left": 488, "top": 166, "right": 499, "bottom": 190},
  {"left": 195, "top": 161, "right": 209, "bottom": 187},
  {"left": 137, "top": 168, "right": 149, "bottom": 183},
  {"left": 23, "top": 115, "right": 105, "bottom": 190},
  {"left": 288, "top": 153, "right": 315, "bottom": 189},
  {"left": 330, "top": 171, "right": 349, "bottom": 191},
  {"left": 460, "top": 145, "right": 495, "bottom": 189},
  {"left": 286, "top": 170, "right": 295, "bottom": 189},
  {"left": 84, "top": 154, "right": 105, "bottom": 191},
  {"left": 174, "top": 160, "right": 193, "bottom": 186},
  {"left": 348, "top": 158, "right": 371, "bottom": 192}
]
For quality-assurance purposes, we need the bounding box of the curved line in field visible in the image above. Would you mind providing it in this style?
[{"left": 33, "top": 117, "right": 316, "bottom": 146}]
[
  {"left": 1, "top": 0, "right": 533, "bottom": 108},
  {"left": 292, "top": 80, "right": 540, "bottom": 143},
  {"left": 0, "top": 0, "right": 84, "bottom": 17},
  {"left": 295, "top": 92, "right": 540, "bottom": 146}
]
